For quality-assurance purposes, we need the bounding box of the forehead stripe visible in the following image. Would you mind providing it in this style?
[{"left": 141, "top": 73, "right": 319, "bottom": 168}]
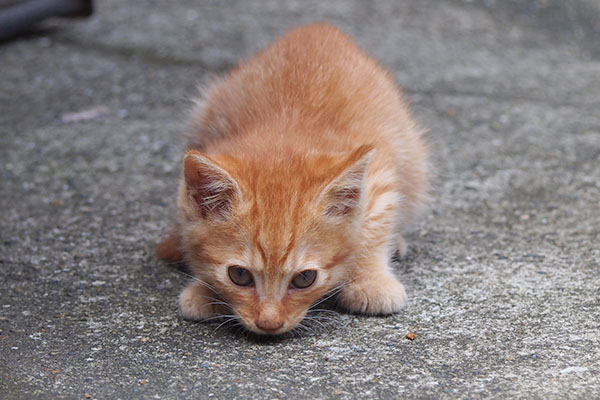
[
  {"left": 254, "top": 235, "right": 268, "bottom": 265},
  {"left": 277, "top": 228, "right": 296, "bottom": 267}
]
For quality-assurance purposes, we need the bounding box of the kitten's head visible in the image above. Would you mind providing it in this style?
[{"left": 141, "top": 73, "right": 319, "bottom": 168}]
[{"left": 178, "top": 145, "right": 374, "bottom": 335}]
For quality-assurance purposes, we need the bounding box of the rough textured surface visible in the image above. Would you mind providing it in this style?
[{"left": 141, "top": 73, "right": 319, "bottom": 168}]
[{"left": 1, "top": 1, "right": 599, "bottom": 398}]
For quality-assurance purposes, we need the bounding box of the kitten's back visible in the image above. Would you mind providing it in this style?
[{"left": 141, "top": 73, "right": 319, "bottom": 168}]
[{"left": 189, "top": 23, "right": 429, "bottom": 229}]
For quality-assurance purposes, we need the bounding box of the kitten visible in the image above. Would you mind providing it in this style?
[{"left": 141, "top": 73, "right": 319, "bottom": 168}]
[{"left": 156, "top": 24, "right": 430, "bottom": 335}]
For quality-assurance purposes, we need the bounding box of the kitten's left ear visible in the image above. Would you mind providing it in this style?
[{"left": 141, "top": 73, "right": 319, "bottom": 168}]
[
  {"left": 183, "top": 150, "right": 242, "bottom": 219},
  {"left": 319, "top": 145, "right": 375, "bottom": 218}
]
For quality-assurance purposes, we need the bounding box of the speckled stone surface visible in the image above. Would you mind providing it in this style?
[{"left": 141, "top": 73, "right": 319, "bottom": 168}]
[{"left": 1, "top": 1, "right": 599, "bottom": 398}]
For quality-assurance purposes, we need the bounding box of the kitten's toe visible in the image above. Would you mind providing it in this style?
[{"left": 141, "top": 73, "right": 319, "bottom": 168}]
[
  {"left": 396, "top": 235, "right": 408, "bottom": 258},
  {"left": 337, "top": 275, "right": 407, "bottom": 315},
  {"left": 178, "top": 282, "right": 224, "bottom": 320}
]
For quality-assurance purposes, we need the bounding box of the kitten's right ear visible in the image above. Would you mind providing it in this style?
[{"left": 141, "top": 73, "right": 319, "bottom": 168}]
[
  {"left": 183, "top": 150, "right": 241, "bottom": 219},
  {"left": 319, "top": 145, "right": 375, "bottom": 219}
]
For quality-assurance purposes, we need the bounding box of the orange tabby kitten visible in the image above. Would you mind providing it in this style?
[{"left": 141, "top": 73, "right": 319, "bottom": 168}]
[{"left": 156, "top": 24, "right": 430, "bottom": 335}]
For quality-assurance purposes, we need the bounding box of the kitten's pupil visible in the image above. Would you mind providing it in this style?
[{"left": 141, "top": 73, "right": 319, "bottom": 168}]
[
  {"left": 291, "top": 270, "right": 317, "bottom": 289},
  {"left": 228, "top": 266, "right": 253, "bottom": 286}
]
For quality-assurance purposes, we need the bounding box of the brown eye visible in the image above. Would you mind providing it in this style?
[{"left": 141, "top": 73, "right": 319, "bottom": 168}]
[
  {"left": 291, "top": 270, "right": 317, "bottom": 289},
  {"left": 228, "top": 266, "right": 253, "bottom": 287}
]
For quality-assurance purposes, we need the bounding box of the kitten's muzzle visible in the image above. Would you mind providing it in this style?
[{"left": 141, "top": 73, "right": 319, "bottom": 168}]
[{"left": 255, "top": 319, "right": 284, "bottom": 334}]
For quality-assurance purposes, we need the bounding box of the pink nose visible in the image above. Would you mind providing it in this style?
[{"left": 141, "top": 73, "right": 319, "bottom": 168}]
[{"left": 256, "top": 319, "right": 284, "bottom": 333}]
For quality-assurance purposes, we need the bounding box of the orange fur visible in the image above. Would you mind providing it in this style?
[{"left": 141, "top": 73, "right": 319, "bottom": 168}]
[{"left": 157, "top": 24, "right": 430, "bottom": 335}]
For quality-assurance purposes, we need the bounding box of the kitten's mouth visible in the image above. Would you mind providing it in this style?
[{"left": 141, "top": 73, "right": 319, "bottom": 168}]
[
  {"left": 235, "top": 317, "right": 293, "bottom": 336},
  {"left": 251, "top": 323, "right": 287, "bottom": 336}
]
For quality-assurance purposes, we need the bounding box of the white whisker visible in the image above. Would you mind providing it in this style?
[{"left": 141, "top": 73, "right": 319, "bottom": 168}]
[
  {"left": 310, "top": 282, "right": 348, "bottom": 309},
  {"left": 301, "top": 316, "right": 329, "bottom": 331},
  {"left": 202, "top": 314, "right": 237, "bottom": 323},
  {"left": 213, "top": 316, "right": 240, "bottom": 332}
]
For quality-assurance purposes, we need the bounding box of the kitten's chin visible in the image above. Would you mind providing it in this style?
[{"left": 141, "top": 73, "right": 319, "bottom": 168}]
[
  {"left": 239, "top": 308, "right": 306, "bottom": 336},
  {"left": 252, "top": 328, "right": 286, "bottom": 336},
  {"left": 246, "top": 322, "right": 290, "bottom": 336},
  {"left": 242, "top": 317, "right": 303, "bottom": 336}
]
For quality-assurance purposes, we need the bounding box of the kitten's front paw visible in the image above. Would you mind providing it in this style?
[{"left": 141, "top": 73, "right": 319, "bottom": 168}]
[
  {"left": 179, "top": 282, "right": 228, "bottom": 320},
  {"left": 337, "top": 275, "right": 407, "bottom": 315}
]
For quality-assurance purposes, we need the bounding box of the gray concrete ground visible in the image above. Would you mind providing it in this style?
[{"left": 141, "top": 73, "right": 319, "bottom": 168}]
[{"left": 1, "top": 0, "right": 599, "bottom": 398}]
